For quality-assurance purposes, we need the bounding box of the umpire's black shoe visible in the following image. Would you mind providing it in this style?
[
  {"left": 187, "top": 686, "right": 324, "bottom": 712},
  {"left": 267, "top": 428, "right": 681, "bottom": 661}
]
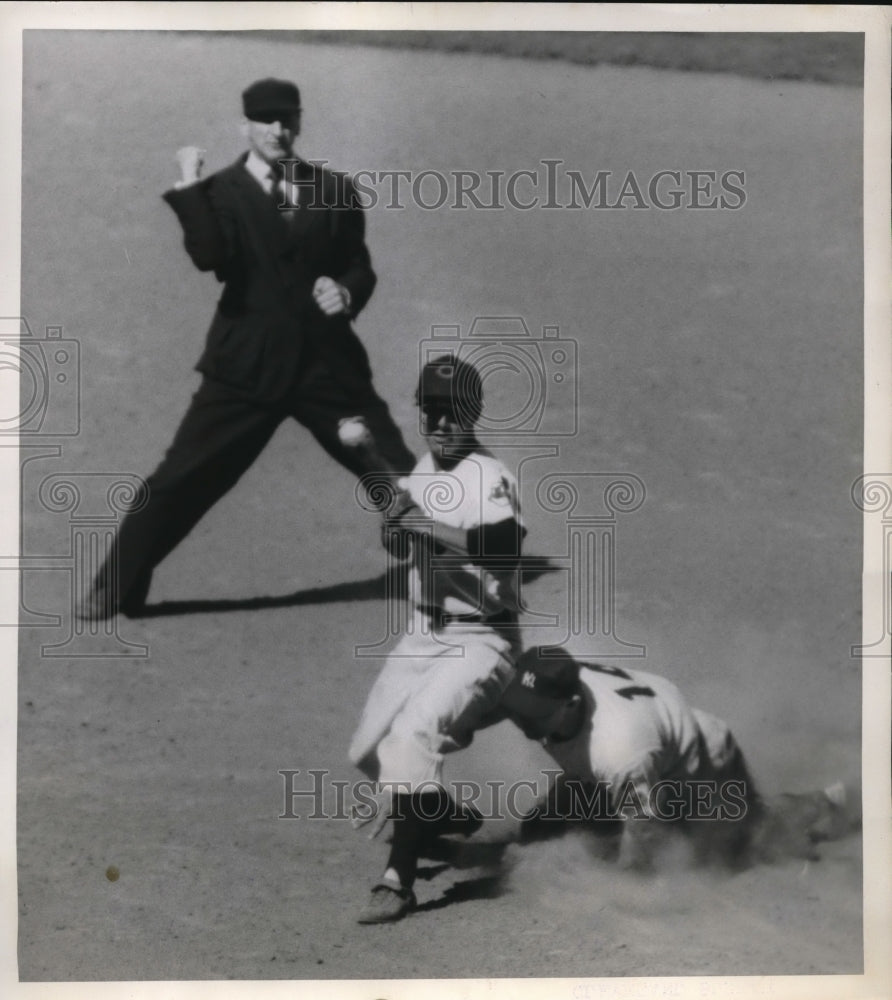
[
  {"left": 74, "top": 569, "right": 152, "bottom": 621},
  {"left": 119, "top": 570, "right": 153, "bottom": 619},
  {"left": 73, "top": 582, "right": 118, "bottom": 622},
  {"left": 356, "top": 880, "right": 416, "bottom": 924},
  {"left": 118, "top": 573, "right": 152, "bottom": 618}
]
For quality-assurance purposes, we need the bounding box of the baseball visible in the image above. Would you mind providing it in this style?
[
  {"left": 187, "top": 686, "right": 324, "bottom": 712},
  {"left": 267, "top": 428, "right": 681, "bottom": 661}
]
[{"left": 337, "top": 418, "right": 372, "bottom": 448}]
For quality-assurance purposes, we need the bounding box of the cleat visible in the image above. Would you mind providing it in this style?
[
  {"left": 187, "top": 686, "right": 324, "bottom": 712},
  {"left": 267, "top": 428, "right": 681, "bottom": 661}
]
[
  {"left": 356, "top": 880, "right": 416, "bottom": 924},
  {"left": 822, "top": 781, "right": 847, "bottom": 810}
]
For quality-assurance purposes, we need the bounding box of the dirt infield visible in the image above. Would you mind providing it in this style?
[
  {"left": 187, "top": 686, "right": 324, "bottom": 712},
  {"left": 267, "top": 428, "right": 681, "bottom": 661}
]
[{"left": 17, "top": 31, "right": 863, "bottom": 982}]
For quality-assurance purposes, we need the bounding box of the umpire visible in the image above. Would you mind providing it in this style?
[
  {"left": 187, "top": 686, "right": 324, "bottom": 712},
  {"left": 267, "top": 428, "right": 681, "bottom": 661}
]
[{"left": 77, "top": 77, "right": 414, "bottom": 619}]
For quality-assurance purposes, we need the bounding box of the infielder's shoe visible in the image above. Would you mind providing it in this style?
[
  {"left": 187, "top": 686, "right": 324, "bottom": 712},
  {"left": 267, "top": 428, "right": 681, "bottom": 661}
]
[{"left": 356, "top": 881, "right": 416, "bottom": 924}]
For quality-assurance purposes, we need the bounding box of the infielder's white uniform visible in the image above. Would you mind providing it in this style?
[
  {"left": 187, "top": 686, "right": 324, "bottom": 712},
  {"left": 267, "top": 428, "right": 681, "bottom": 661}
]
[
  {"left": 349, "top": 449, "right": 523, "bottom": 790},
  {"left": 535, "top": 662, "right": 746, "bottom": 815}
]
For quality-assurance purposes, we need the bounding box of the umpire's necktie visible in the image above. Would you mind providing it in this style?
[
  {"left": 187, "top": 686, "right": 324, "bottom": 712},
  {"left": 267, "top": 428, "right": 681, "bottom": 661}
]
[
  {"left": 268, "top": 166, "right": 295, "bottom": 214},
  {"left": 268, "top": 167, "right": 282, "bottom": 207}
]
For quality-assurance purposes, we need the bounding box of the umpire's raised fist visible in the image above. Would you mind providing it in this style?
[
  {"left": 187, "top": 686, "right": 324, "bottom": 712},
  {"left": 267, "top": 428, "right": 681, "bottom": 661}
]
[{"left": 175, "top": 146, "right": 206, "bottom": 185}]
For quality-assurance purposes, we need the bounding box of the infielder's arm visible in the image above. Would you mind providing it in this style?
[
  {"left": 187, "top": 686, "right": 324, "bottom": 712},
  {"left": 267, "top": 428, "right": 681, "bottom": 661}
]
[
  {"left": 386, "top": 500, "right": 468, "bottom": 556},
  {"left": 415, "top": 517, "right": 523, "bottom": 562},
  {"left": 466, "top": 519, "right": 525, "bottom": 564}
]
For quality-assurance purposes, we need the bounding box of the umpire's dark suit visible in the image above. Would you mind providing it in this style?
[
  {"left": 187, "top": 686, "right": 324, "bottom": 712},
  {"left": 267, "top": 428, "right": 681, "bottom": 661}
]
[{"left": 93, "top": 154, "right": 414, "bottom": 613}]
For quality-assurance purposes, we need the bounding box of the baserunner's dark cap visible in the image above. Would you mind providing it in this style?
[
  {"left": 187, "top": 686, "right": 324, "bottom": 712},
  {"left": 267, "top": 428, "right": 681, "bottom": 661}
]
[
  {"left": 242, "top": 78, "right": 302, "bottom": 121},
  {"left": 502, "top": 647, "right": 581, "bottom": 719}
]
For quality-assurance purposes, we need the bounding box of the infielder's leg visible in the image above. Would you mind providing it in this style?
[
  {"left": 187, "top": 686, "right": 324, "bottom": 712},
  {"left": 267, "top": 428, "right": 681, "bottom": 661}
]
[
  {"left": 357, "top": 629, "right": 515, "bottom": 923},
  {"left": 374, "top": 629, "right": 516, "bottom": 787}
]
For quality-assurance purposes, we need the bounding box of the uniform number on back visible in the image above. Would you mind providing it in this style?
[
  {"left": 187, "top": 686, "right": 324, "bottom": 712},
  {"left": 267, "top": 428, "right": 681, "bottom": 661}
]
[
  {"left": 614, "top": 685, "right": 656, "bottom": 701},
  {"left": 584, "top": 664, "right": 655, "bottom": 701}
]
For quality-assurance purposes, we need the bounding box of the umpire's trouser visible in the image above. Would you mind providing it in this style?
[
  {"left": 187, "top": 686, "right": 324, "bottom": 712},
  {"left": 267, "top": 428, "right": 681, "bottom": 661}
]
[{"left": 98, "top": 365, "right": 414, "bottom": 609}]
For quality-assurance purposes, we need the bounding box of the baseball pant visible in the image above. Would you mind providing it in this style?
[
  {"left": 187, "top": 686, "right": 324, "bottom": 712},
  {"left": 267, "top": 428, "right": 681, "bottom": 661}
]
[
  {"left": 349, "top": 614, "right": 519, "bottom": 790},
  {"left": 98, "top": 362, "right": 414, "bottom": 608}
]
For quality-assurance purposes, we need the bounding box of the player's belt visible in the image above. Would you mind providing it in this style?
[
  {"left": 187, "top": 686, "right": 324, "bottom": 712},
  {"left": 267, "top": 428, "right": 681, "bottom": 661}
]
[{"left": 416, "top": 605, "right": 515, "bottom": 630}]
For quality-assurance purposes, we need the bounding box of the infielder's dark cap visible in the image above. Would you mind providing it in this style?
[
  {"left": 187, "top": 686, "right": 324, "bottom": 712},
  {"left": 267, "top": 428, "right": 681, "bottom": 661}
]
[
  {"left": 502, "top": 647, "right": 581, "bottom": 719},
  {"left": 416, "top": 354, "right": 484, "bottom": 423},
  {"left": 242, "top": 78, "right": 302, "bottom": 121}
]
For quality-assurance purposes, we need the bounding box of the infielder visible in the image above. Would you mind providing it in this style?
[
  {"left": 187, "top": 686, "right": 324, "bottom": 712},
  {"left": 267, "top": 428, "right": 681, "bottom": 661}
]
[
  {"left": 494, "top": 648, "right": 850, "bottom": 868},
  {"left": 348, "top": 355, "right": 524, "bottom": 924}
]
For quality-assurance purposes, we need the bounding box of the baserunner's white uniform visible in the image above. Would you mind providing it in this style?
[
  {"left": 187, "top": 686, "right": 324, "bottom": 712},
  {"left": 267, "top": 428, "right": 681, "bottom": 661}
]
[
  {"left": 349, "top": 448, "right": 522, "bottom": 789},
  {"left": 536, "top": 662, "right": 745, "bottom": 813}
]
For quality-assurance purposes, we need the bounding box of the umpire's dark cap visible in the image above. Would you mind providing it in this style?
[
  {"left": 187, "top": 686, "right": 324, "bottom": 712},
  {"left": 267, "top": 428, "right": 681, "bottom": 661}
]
[
  {"left": 416, "top": 354, "right": 484, "bottom": 423},
  {"left": 243, "top": 78, "right": 302, "bottom": 121},
  {"left": 503, "top": 647, "right": 581, "bottom": 718}
]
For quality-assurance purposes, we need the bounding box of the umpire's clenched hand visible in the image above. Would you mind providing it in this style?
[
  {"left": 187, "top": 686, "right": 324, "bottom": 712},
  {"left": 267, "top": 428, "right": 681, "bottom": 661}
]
[
  {"left": 312, "top": 276, "right": 352, "bottom": 316},
  {"left": 175, "top": 145, "right": 206, "bottom": 186}
]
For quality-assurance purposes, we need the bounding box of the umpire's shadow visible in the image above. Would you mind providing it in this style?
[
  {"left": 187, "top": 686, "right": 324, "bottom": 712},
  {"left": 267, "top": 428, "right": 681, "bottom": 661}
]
[{"left": 130, "top": 555, "right": 559, "bottom": 618}]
